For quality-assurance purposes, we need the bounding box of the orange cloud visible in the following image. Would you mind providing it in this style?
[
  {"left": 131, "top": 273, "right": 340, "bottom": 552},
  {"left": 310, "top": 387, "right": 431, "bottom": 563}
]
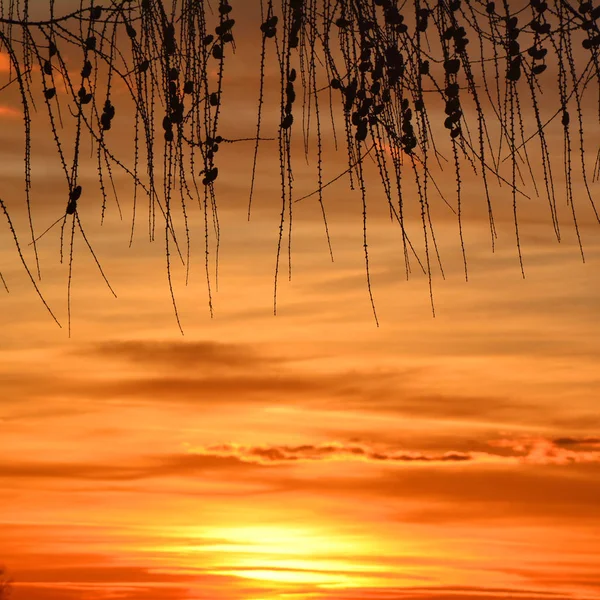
[
  {"left": 490, "top": 435, "right": 600, "bottom": 466},
  {"left": 192, "top": 441, "right": 473, "bottom": 465},
  {"left": 2, "top": 435, "right": 598, "bottom": 498},
  {"left": 0, "top": 51, "right": 11, "bottom": 72},
  {"left": 189, "top": 436, "right": 600, "bottom": 468},
  {"left": 4, "top": 340, "right": 544, "bottom": 427},
  {"left": 0, "top": 104, "right": 20, "bottom": 118},
  {"left": 86, "top": 339, "right": 281, "bottom": 371}
]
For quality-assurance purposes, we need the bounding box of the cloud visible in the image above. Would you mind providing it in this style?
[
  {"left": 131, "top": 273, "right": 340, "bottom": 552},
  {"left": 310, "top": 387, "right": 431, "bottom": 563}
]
[
  {"left": 0, "top": 341, "right": 321, "bottom": 410},
  {"left": 96, "top": 373, "right": 321, "bottom": 406},
  {"left": 84, "top": 340, "right": 281, "bottom": 371},
  {"left": 3, "top": 339, "right": 543, "bottom": 429},
  {"left": 0, "top": 105, "right": 21, "bottom": 119},
  {"left": 0, "top": 453, "right": 267, "bottom": 484},
  {"left": 489, "top": 435, "right": 600, "bottom": 465},
  {"left": 5, "top": 339, "right": 578, "bottom": 435},
  {"left": 188, "top": 434, "right": 600, "bottom": 468},
  {"left": 15, "top": 565, "right": 201, "bottom": 585},
  {"left": 2, "top": 435, "right": 599, "bottom": 490},
  {"left": 312, "top": 585, "right": 574, "bottom": 600},
  {"left": 498, "top": 565, "right": 600, "bottom": 593},
  {"left": 8, "top": 582, "right": 586, "bottom": 600},
  {"left": 0, "top": 52, "right": 10, "bottom": 73},
  {"left": 192, "top": 442, "right": 473, "bottom": 465},
  {"left": 553, "top": 436, "right": 600, "bottom": 447},
  {"left": 12, "top": 567, "right": 274, "bottom": 600}
]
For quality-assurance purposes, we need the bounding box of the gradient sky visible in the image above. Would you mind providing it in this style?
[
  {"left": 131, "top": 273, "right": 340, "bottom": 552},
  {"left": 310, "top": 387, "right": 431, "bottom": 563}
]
[{"left": 1, "top": 3, "right": 600, "bottom": 599}]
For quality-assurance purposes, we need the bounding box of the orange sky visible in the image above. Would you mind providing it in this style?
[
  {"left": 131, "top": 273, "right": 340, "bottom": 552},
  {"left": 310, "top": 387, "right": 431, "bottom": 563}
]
[{"left": 1, "top": 4, "right": 600, "bottom": 600}]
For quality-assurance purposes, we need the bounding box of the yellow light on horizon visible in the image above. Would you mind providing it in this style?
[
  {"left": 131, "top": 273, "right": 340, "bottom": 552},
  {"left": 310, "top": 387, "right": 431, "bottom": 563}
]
[
  {"left": 216, "top": 568, "right": 353, "bottom": 585},
  {"left": 178, "top": 524, "right": 365, "bottom": 558},
  {"left": 176, "top": 524, "right": 426, "bottom": 590}
]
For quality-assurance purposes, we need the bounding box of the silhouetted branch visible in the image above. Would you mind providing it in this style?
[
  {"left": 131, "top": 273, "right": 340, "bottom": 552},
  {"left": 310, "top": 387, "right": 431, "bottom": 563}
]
[{"left": 1, "top": 0, "right": 599, "bottom": 326}]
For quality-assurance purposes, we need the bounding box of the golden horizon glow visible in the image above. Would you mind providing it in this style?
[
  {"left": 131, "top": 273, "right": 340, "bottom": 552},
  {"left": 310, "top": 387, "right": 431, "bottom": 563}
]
[{"left": 2, "top": 4, "right": 600, "bottom": 600}]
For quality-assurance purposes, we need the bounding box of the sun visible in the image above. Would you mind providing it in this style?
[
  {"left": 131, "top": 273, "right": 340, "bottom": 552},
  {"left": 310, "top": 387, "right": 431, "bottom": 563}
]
[
  {"left": 188, "top": 524, "right": 401, "bottom": 591},
  {"left": 157, "top": 519, "right": 430, "bottom": 595}
]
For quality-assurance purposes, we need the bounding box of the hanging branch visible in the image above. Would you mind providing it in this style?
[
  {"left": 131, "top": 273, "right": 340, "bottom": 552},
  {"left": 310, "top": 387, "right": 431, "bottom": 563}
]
[{"left": 0, "top": 0, "right": 599, "bottom": 327}]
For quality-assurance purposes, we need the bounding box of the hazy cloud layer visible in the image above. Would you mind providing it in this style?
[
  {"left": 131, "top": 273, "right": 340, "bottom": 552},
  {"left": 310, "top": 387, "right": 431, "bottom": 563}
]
[
  {"left": 2, "top": 435, "right": 599, "bottom": 487},
  {"left": 190, "top": 435, "right": 600, "bottom": 467},
  {"left": 1, "top": 339, "right": 555, "bottom": 429},
  {"left": 84, "top": 340, "right": 282, "bottom": 371}
]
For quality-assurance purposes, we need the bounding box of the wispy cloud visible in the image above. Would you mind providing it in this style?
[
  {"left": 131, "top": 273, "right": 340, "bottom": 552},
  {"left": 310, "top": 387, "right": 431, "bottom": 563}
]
[
  {"left": 0, "top": 104, "right": 20, "bottom": 119},
  {"left": 189, "top": 434, "right": 600, "bottom": 468},
  {"left": 192, "top": 442, "right": 473, "bottom": 465},
  {"left": 311, "top": 584, "right": 581, "bottom": 600},
  {"left": 553, "top": 436, "right": 600, "bottom": 447},
  {"left": 0, "top": 453, "right": 265, "bottom": 483},
  {"left": 4, "top": 339, "right": 544, "bottom": 428},
  {"left": 490, "top": 435, "right": 600, "bottom": 465},
  {"left": 84, "top": 340, "right": 282, "bottom": 371},
  {"left": 0, "top": 52, "right": 11, "bottom": 72},
  {"left": 13, "top": 568, "right": 271, "bottom": 600},
  {"left": 2, "top": 436, "right": 599, "bottom": 488}
]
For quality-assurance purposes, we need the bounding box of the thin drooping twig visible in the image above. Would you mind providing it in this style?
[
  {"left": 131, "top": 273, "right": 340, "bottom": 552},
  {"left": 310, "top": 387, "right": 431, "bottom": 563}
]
[
  {"left": 0, "top": 198, "right": 61, "bottom": 327},
  {"left": 0, "top": 271, "right": 9, "bottom": 293}
]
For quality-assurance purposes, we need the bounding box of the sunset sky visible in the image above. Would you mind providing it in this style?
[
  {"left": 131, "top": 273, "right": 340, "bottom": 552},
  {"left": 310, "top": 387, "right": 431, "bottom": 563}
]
[{"left": 1, "top": 2, "right": 600, "bottom": 600}]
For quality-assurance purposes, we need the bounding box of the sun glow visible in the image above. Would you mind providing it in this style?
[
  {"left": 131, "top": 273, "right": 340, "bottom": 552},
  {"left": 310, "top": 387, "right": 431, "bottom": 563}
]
[
  {"left": 217, "top": 568, "right": 354, "bottom": 585},
  {"left": 175, "top": 524, "right": 396, "bottom": 588},
  {"left": 206, "top": 525, "right": 353, "bottom": 556}
]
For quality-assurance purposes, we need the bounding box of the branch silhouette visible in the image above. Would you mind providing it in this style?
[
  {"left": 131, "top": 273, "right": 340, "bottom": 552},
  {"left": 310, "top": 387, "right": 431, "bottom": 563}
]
[{"left": 1, "top": 0, "right": 599, "bottom": 329}]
